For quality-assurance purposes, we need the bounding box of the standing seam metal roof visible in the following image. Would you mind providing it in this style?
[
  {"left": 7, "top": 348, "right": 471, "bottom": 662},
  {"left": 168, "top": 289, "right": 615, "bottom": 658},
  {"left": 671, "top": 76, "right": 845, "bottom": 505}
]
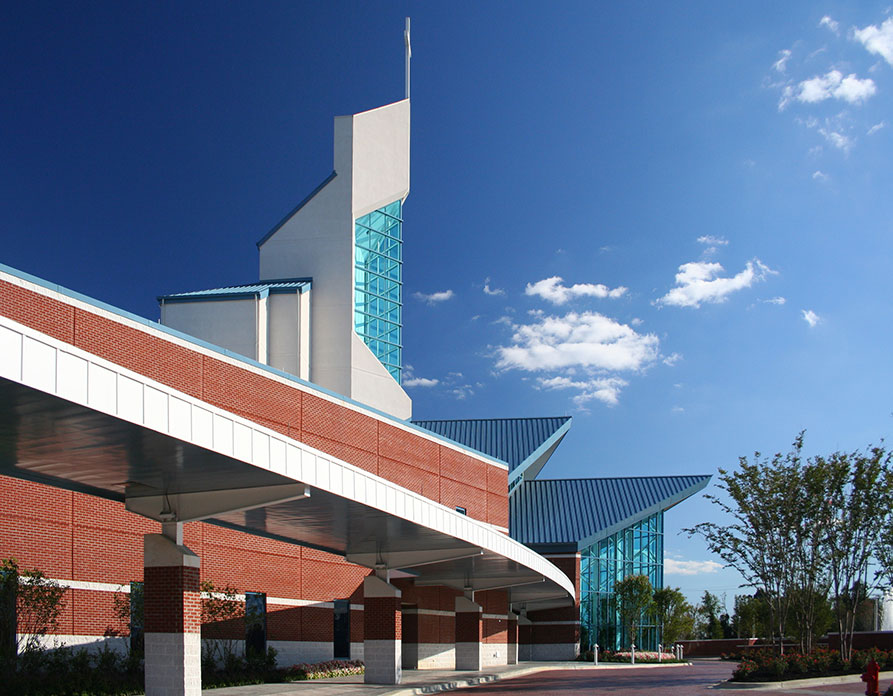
[
  {"left": 158, "top": 279, "right": 311, "bottom": 301},
  {"left": 510, "top": 475, "right": 711, "bottom": 547},
  {"left": 411, "top": 417, "right": 571, "bottom": 472}
]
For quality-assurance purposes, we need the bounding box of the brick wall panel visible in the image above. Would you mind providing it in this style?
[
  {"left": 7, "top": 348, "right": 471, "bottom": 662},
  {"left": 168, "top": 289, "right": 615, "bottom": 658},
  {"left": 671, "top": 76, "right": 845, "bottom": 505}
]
[
  {"left": 377, "top": 424, "right": 439, "bottom": 475},
  {"left": 74, "top": 310, "right": 204, "bottom": 398},
  {"left": 350, "top": 609, "right": 364, "bottom": 643},
  {"left": 439, "top": 448, "right": 487, "bottom": 486},
  {"left": 377, "top": 458, "right": 439, "bottom": 500},
  {"left": 267, "top": 605, "right": 301, "bottom": 642},
  {"left": 0, "top": 281, "right": 75, "bottom": 343},
  {"left": 302, "top": 394, "right": 377, "bottom": 451},
  {"left": 300, "top": 559, "right": 366, "bottom": 601},
  {"left": 439, "top": 478, "right": 487, "bottom": 522},
  {"left": 300, "top": 433, "right": 378, "bottom": 475},
  {"left": 73, "top": 524, "right": 145, "bottom": 584},
  {"left": 487, "top": 492, "right": 508, "bottom": 528},
  {"left": 301, "top": 606, "right": 333, "bottom": 642},
  {"left": 486, "top": 465, "right": 508, "bottom": 496},
  {"left": 482, "top": 617, "right": 507, "bottom": 644},
  {"left": 71, "top": 588, "right": 126, "bottom": 636}
]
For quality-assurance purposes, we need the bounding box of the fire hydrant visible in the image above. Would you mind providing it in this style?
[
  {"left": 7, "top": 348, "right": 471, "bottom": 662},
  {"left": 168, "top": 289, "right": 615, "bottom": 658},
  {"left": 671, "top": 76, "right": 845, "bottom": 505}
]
[{"left": 861, "top": 658, "right": 880, "bottom": 696}]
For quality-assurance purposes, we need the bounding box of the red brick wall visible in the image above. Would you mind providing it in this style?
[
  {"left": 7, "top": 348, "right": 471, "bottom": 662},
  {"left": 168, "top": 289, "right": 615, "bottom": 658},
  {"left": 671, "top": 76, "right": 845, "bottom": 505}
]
[
  {"left": 455, "top": 610, "right": 482, "bottom": 643},
  {"left": 0, "top": 279, "right": 508, "bottom": 525},
  {"left": 0, "top": 277, "right": 514, "bottom": 646}
]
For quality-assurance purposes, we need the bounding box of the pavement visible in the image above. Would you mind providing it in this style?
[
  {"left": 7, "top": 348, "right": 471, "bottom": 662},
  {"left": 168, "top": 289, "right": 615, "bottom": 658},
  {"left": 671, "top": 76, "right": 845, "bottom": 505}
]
[
  {"left": 201, "top": 660, "right": 893, "bottom": 696},
  {"left": 201, "top": 660, "right": 692, "bottom": 696}
]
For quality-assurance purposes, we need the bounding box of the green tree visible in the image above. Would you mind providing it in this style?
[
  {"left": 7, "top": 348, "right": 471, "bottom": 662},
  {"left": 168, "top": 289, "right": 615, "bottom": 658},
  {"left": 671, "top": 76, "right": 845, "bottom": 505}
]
[
  {"left": 614, "top": 574, "right": 653, "bottom": 648},
  {"left": 696, "top": 590, "right": 725, "bottom": 639},
  {"left": 686, "top": 435, "right": 817, "bottom": 654},
  {"left": 821, "top": 446, "right": 892, "bottom": 662},
  {"left": 201, "top": 580, "right": 244, "bottom": 668},
  {"left": 732, "top": 592, "right": 772, "bottom": 640},
  {"left": 653, "top": 587, "right": 694, "bottom": 645},
  {"left": 0, "top": 558, "right": 66, "bottom": 667}
]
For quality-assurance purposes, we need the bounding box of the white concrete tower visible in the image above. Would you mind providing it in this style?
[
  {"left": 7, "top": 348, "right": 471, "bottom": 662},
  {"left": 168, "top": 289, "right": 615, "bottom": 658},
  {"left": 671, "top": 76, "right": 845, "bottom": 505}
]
[{"left": 257, "top": 44, "right": 411, "bottom": 418}]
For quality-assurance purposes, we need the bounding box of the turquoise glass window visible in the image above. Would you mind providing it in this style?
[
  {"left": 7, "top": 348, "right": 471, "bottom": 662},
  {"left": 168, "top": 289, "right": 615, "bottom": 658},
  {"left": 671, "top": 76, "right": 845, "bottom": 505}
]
[
  {"left": 354, "top": 200, "right": 403, "bottom": 382},
  {"left": 579, "top": 512, "right": 664, "bottom": 652}
]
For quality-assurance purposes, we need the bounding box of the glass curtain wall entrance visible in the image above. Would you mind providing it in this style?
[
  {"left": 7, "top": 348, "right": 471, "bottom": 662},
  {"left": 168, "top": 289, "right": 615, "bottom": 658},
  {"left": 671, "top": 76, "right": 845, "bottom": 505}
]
[{"left": 580, "top": 512, "right": 664, "bottom": 652}]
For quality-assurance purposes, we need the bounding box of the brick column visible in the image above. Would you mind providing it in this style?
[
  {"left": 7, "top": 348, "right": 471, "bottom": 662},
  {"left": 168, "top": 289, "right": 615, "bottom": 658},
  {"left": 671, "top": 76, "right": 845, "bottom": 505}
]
[
  {"left": 363, "top": 575, "right": 402, "bottom": 684},
  {"left": 506, "top": 613, "right": 518, "bottom": 664},
  {"left": 517, "top": 613, "right": 532, "bottom": 662},
  {"left": 143, "top": 532, "right": 201, "bottom": 696},
  {"left": 401, "top": 607, "right": 419, "bottom": 669},
  {"left": 455, "top": 596, "right": 482, "bottom": 670}
]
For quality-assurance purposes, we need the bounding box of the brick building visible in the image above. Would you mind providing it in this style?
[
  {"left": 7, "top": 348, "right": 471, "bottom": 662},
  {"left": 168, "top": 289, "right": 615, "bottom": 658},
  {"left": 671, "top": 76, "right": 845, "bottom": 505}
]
[{"left": 0, "top": 27, "right": 707, "bottom": 694}]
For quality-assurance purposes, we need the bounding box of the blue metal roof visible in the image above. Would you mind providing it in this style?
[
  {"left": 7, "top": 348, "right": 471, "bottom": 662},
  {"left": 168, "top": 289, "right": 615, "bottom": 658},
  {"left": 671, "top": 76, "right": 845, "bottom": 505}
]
[
  {"left": 158, "top": 279, "right": 311, "bottom": 303},
  {"left": 412, "top": 417, "right": 572, "bottom": 474},
  {"left": 510, "top": 475, "right": 711, "bottom": 549}
]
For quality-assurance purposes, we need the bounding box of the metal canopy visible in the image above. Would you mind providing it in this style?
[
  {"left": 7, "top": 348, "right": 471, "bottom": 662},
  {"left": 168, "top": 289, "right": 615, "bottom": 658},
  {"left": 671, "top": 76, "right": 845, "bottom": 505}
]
[{"left": 0, "top": 317, "right": 574, "bottom": 610}]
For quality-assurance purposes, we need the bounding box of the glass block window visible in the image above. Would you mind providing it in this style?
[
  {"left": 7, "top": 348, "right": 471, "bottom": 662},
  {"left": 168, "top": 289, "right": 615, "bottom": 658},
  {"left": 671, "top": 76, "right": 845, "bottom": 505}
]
[
  {"left": 354, "top": 200, "right": 403, "bottom": 382},
  {"left": 579, "top": 512, "right": 664, "bottom": 652}
]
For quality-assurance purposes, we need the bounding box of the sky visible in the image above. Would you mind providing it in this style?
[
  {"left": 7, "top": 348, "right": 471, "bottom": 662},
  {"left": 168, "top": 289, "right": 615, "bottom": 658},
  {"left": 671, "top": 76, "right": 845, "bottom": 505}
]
[{"left": 4, "top": 2, "right": 893, "bottom": 608}]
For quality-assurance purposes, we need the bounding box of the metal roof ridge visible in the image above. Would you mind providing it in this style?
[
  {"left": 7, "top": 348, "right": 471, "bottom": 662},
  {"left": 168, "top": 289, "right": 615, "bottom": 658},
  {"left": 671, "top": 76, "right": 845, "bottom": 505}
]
[
  {"left": 528, "top": 474, "right": 711, "bottom": 483},
  {"left": 413, "top": 415, "right": 570, "bottom": 423}
]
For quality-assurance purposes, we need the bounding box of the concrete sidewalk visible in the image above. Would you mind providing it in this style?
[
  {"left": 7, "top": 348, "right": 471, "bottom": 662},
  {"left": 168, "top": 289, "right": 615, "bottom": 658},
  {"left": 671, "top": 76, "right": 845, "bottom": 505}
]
[{"left": 202, "top": 660, "right": 692, "bottom": 696}]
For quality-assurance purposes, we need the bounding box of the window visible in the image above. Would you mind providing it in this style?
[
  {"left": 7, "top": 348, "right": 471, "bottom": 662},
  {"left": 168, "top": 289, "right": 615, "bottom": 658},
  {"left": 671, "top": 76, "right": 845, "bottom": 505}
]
[
  {"left": 354, "top": 200, "right": 403, "bottom": 382},
  {"left": 455, "top": 506, "right": 467, "bottom": 515}
]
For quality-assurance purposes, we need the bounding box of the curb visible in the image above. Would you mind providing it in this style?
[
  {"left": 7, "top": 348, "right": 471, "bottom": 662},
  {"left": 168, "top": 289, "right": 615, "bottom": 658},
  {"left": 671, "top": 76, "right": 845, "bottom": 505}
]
[{"left": 713, "top": 668, "right": 893, "bottom": 690}]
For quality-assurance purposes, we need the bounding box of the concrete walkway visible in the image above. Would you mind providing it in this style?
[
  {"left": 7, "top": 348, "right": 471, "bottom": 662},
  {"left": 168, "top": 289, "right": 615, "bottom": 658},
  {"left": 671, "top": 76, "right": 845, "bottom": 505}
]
[{"left": 201, "top": 660, "right": 691, "bottom": 696}]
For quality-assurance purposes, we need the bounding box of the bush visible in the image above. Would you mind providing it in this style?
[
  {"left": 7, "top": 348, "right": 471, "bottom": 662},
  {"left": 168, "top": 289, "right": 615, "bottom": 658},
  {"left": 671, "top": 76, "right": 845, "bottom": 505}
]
[{"left": 731, "top": 647, "right": 893, "bottom": 682}]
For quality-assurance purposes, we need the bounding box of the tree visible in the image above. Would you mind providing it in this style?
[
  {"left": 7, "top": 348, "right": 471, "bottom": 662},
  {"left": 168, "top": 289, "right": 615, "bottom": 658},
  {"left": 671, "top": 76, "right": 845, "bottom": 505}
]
[
  {"left": 696, "top": 590, "right": 726, "bottom": 639},
  {"left": 732, "top": 592, "right": 772, "bottom": 640},
  {"left": 822, "top": 445, "right": 892, "bottom": 662},
  {"left": 614, "top": 574, "right": 653, "bottom": 648},
  {"left": 201, "top": 580, "right": 244, "bottom": 668},
  {"left": 685, "top": 437, "right": 806, "bottom": 653},
  {"left": 653, "top": 587, "right": 694, "bottom": 645},
  {"left": 0, "top": 558, "right": 66, "bottom": 668}
]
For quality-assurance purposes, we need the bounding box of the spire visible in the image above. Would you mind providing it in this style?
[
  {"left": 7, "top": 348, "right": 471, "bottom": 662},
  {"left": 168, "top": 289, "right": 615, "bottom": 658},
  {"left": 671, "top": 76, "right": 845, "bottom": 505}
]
[{"left": 404, "top": 17, "right": 411, "bottom": 100}]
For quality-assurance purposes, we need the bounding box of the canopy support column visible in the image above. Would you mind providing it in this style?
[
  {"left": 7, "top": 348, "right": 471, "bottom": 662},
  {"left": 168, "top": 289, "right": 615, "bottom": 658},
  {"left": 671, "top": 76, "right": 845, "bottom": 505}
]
[
  {"left": 455, "top": 595, "right": 482, "bottom": 670},
  {"left": 143, "top": 530, "right": 201, "bottom": 696},
  {"left": 363, "top": 575, "right": 402, "bottom": 684}
]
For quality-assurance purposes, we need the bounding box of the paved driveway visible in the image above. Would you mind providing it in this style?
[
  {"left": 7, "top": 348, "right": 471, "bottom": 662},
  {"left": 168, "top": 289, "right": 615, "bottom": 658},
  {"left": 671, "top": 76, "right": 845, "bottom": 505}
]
[{"left": 454, "top": 661, "right": 736, "bottom": 694}]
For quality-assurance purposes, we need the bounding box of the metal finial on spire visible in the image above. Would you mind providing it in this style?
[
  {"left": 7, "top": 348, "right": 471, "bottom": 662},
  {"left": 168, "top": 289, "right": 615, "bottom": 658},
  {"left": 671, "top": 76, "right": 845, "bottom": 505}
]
[{"left": 404, "top": 17, "right": 411, "bottom": 100}]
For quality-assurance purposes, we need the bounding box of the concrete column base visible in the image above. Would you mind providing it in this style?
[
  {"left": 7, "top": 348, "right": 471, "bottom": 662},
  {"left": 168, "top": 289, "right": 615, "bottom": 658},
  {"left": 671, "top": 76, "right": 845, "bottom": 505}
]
[
  {"left": 144, "top": 633, "right": 201, "bottom": 695},
  {"left": 363, "top": 576, "right": 402, "bottom": 684}
]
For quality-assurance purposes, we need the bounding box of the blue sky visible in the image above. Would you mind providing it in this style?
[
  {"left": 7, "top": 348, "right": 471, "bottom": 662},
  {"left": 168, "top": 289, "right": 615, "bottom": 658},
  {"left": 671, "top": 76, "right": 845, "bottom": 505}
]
[{"left": 4, "top": 2, "right": 893, "bottom": 607}]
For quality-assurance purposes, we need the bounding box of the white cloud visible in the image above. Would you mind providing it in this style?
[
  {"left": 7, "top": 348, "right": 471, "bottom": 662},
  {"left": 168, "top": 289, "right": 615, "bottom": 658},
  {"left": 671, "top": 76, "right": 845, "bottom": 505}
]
[
  {"left": 483, "top": 277, "right": 505, "bottom": 296},
  {"left": 784, "top": 70, "right": 876, "bottom": 108},
  {"left": 697, "top": 235, "right": 729, "bottom": 246},
  {"left": 765, "top": 296, "right": 787, "bottom": 305},
  {"left": 662, "top": 352, "right": 683, "bottom": 367},
  {"left": 802, "top": 309, "right": 821, "bottom": 327},
  {"left": 868, "top": 121, "right": 887, "bottom": 135},
  {"left": 655, "top": 259, "right": 775, "bottom": 309},
  {"left": 812, "top": 170, "right": 830, "bottom": 182},
  {"left": 819, "top": 128, "right": 852, "bottom": 152},
  {"left": 665, "top": 559, "right": 723, "bottom": 576},
  {"left": 413, "top": 289, "right": 455, "bottom": 304},
  {"left": 671, "top": 406, "right": 685, "bottom": 414},
  {"left": 854, "top": 17, "right": 893, "bottom": 66},
  {"left": 495, "top": 312, "right": 659, "bottom": 374},
  {"left": 539, "top": 375, "right": 629, "bottom": 407},
  {"left": 525, "top": 276, "right": 627, "bottom": 305},
  {"left": 403, "top": 377, "right": 439, "bottom": 388},
  {"left": 773, "top": 48, "right": 793, "bottom": 73},
  {"left": 630, "top": 317, "right": 643, "bottom": 326},
  {"left": 819, "top": 16, "right": 840, "bottom": 35}
]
